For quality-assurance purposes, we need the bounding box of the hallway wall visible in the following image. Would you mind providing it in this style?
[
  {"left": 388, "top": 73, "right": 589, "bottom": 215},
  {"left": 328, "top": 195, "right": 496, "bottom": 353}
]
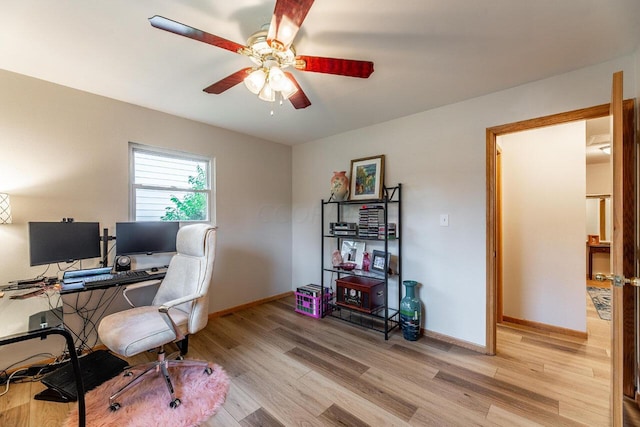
[{"left": 500, "top": 121, "right": 587, "bottom": 332}]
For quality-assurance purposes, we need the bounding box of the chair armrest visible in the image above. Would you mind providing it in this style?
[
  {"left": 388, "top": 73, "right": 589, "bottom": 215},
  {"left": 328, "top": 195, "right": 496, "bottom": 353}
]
[
  {"left": 122, "top": 279, "right": 162, "bottom": 308},
  {"left": 158, "top": 292, "right": 205, "bottom": 313},
  {"left": 157, "top": 292, "right": 205, "bottom": 341}
]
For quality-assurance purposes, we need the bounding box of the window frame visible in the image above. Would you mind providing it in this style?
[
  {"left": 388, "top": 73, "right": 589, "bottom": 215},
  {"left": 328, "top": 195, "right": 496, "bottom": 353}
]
[{"left": 129, "top": 142, "right": 214, "bottom": 223}]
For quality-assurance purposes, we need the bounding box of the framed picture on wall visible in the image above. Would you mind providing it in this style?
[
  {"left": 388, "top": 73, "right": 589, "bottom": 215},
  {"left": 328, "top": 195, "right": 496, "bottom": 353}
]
[{"left": 349, "top": 155, "right": 385, "bottom": 200}]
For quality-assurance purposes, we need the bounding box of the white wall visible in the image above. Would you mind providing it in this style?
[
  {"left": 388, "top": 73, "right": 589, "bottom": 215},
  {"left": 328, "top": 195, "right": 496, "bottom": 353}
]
[
  {"left": 586, "top": 163, "right": 613, "bottom": 195},
  {"left": 292, "top": 55, "right": 637, "bottom": 346},
  {"left": 500, "top": 122, "right": 587, "bottom": 332},
  {"left": 0, "top": 69, "right": 292, "bottom": 366}
]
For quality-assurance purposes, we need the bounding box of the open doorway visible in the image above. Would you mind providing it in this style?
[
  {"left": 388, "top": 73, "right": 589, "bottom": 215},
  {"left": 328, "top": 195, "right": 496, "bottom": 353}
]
[
  {"left": 486, "top": 104, "right": 624, "bottom": 354},
  {"left": 486, "top": 99, "right": 637, "bottom": 414},
  {"left": 485, "top": 101, "right": 635, "bottom": 353},
  {"left": 497, "top": 120, "right": 590, "bottom": 337},
  {"left": 585, "top": 117, "right": 613, "bottom": 331},
  {"left": 585, "top": 116, "right": 612, "bottom": 292},
  {"left": 494, "top": 116, "right": 613, "bottom": 334}
]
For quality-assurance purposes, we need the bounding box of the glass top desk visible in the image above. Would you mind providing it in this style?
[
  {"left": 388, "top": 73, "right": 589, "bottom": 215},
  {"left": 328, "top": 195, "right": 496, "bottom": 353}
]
[{"left": 0, "top": 286, "right": 85, "bottom": 427}]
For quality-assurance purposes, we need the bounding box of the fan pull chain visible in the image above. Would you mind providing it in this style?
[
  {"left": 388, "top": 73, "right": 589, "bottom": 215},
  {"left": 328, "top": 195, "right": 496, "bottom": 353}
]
[{"left": 267, "top": 93, "right": 286, "bottom": 116}]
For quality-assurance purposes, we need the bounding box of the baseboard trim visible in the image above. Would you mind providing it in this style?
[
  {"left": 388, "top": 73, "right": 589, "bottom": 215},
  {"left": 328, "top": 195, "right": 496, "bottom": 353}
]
[
  {"left": 502, "top": 316, "right": 587, "bottom": 339},
  {"left": 421, "top": 328, "right": 488, "bottom": 354},
  {"left": 208, "top": 291, "right": 294, "bottom": 318}
]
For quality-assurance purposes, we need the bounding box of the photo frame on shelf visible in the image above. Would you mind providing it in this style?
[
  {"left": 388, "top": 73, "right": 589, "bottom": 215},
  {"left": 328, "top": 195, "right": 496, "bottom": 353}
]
[
  {"left": 341, "top": 240, "right": 366, "bottom": 269},
  {"left": 349, "top": 155, "right": 385, "bottom": 201},
  {"left": 371, "top": 250, "right": 387, "bottom": 273},
  {"left": 371, "top": 250, "right": 396, "bottom": 274}
]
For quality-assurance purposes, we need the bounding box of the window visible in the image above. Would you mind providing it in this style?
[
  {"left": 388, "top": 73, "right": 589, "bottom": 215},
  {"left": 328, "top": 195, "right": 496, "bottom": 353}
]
[{"left": 130, "top": 143, "right": 212, "bottom": 222}]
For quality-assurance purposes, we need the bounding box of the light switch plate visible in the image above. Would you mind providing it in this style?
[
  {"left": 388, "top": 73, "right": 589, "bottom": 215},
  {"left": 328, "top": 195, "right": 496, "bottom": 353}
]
[{"left": 440, "top": 214, "right": 449, "bottom": 227}]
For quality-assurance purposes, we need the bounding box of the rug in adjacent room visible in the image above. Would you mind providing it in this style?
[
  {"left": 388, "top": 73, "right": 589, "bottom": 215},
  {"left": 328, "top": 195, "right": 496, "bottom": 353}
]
[
  {"left": 587, "top": 286, "right": 611, "bottom": 321},
  {"left": 63, "top": 362, "right": 229, "bottom": 427}
]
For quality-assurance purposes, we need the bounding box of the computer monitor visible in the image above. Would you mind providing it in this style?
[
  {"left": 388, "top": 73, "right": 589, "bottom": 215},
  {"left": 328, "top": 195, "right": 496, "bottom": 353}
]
[
  {"left": 29, "top": 222, "right": 101, "bottom": 266},
  {"left": 115, "top": 221, "right": 179, "bottom": 256}
]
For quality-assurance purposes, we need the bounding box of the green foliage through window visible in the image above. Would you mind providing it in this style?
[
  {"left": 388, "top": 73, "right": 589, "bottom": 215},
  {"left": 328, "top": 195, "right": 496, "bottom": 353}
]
[{"left": 161, "top": 165, "right": 207, "bottom": 221}]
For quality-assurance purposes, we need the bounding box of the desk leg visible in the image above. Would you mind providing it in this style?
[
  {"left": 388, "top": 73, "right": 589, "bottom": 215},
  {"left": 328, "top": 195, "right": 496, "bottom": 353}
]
[
  {"left": 588, "top": 248, "right": 593, "bottom": 280},
  {"left": 0, "top": 328, "right": 85, "bottom": 427},
  {"left": 49, "top": 329, "right": 86, "bottom": 427}
]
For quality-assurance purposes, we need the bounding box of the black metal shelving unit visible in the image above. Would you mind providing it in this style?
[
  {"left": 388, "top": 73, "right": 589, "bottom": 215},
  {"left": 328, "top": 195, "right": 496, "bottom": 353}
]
[{"left": 320, "top": 184, "right": 402, "bottom": 340}]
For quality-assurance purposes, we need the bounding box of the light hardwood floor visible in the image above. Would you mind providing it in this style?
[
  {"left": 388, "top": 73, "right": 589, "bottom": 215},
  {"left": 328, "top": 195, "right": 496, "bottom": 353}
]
[{"left": 0, "top": 290, "right": 617, "bottom": 426}]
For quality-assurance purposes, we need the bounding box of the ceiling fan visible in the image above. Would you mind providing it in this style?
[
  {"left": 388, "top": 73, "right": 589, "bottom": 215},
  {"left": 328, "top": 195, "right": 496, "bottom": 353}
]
[{"left": 149, "top": 0, "right": 374, "bottom": 110}]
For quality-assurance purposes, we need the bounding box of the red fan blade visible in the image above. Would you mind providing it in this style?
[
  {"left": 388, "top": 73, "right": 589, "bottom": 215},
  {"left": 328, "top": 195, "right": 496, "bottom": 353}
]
[
  {"left": 149, "top": 15, "right": 245, "bottom": 54},
  {"left": 203, "top": 68, "right": 252, "bottom": 94},
  {"left": 284, "top": 72, "right": 311, "bottom": 109},
  {"left": 295, "top": 55, "right": 374, "bottom": 78},
  {"left": 267, "top": 0, "right": 314, "bottom": 50}
]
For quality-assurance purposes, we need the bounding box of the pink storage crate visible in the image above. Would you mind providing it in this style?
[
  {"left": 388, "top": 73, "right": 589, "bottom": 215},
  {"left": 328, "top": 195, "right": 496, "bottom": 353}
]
[{"left": 295, "top": 287, "right": 333, "bottom": 318}]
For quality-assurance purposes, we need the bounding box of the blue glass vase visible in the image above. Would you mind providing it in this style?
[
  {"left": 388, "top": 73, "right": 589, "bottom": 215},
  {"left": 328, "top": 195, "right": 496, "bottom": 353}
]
[{"left": 400, "top": 280, "right": 421, "bottom": 341}]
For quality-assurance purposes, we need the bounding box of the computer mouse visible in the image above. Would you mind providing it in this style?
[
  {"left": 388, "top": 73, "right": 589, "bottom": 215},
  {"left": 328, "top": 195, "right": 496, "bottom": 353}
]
[{"left": 151, "top": 267, "right": 159, "bottom": 272}]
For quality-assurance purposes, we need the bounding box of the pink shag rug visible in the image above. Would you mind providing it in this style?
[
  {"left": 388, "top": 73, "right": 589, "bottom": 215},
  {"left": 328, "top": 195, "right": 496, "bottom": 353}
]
[{"left": 63, "top": 362, "right": 229, "bottom": 427}]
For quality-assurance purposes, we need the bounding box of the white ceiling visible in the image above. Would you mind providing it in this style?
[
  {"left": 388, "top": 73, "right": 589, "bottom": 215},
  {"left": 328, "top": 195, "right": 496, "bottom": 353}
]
[{"left": 1, "top": 1, "right": 639, "bottom": 145}]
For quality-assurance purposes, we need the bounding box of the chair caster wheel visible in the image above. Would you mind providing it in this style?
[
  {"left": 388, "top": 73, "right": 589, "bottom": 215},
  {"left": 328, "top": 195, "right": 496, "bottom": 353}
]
[
  {"left": 204, "top": 367, "right": 213, "bottom": 375},
  {"left": 109, "top": 403, "right": 121, "bottom": 412},
  {"left": 170, "top": 398, "right": 181, "bottom": 409}
]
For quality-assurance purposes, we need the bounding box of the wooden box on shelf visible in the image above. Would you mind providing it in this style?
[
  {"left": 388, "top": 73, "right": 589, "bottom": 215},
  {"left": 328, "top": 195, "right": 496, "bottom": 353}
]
[{"left": 335, "top": 275, "right": 385, "bottom": 313}]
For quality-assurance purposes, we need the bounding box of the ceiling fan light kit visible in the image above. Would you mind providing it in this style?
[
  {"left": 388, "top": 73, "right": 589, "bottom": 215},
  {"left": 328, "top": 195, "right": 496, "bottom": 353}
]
[
  {"left": 239, "top": 29, "right": 301, "bottom": 105},
  {"left": 267, "top": 66, "right": 288, "bottom": 91},
  {"left": 244, "top": 69, "right": 267, "bottom": 94},
  {"left": 258, "top": 82, "right": 276, "bottom": 102},
  {"left": 148, "top": 0, "right": 374, "bottom": 110}
]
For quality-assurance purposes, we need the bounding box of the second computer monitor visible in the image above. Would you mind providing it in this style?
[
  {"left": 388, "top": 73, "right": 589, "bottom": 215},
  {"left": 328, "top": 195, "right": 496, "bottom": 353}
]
[{"left": 115, "top": 221, "right": 179, "bottom": 256}]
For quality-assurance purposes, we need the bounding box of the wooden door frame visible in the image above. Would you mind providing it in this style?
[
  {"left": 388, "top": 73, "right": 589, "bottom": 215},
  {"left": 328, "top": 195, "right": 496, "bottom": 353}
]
[
  {"left": 496, "top": 147, "right": 503, "bottom": 323},
  {"left": 611, "top": 71, "right": 625, "bottom": 425},
  {"left": 486, "top": 101, "right": 636, "bottom": 369}
]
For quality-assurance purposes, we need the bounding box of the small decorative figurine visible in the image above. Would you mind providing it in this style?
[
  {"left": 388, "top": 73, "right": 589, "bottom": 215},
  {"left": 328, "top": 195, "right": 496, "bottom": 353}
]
[
  {"left": 362, "top": 252, "right": 371, "bottom": 271},
  {"left": 332, "top": 249, "right": 343, "bottom": 267}
]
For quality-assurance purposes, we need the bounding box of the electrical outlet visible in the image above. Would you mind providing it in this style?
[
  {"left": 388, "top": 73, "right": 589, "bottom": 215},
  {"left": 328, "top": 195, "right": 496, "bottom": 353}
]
[{"left": 440, "top": 214, "right": 449, "bottom": 227}]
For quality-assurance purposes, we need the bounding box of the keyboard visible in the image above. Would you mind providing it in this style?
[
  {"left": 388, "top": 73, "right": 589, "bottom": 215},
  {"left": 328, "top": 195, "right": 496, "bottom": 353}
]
[{"left": 82, "top": 270, "right": 151, "bottom": 289}]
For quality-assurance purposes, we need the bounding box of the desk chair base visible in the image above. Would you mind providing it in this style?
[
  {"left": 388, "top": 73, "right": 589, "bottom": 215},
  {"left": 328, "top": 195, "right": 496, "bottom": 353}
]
[{"left": 108, "top": 346, "right": 212, "bottom": 411}]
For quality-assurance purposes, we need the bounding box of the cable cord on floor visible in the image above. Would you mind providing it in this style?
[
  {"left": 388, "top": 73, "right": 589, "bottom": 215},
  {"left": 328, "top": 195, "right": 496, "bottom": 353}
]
[{"left": 0, "top": 352, "right": 57, "bottom": 396}]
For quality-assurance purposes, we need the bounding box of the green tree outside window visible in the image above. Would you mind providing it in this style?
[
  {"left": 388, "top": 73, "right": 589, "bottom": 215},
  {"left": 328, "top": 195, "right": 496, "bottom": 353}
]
[{"left": 161, "top": 165, "right": 207, "bottom": 221}]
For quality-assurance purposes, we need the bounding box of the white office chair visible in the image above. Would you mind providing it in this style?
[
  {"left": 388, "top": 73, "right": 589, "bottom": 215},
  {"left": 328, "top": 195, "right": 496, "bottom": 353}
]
[{"left": 98, "top": 223, "right": 217, "bottom": 411}]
